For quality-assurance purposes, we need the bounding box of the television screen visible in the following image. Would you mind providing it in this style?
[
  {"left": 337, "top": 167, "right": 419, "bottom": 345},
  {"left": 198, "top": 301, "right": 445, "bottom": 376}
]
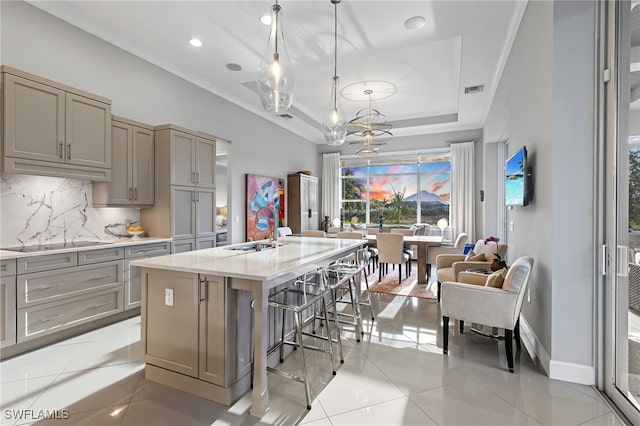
[{"left": 505, "top": 146, "right": 528, "bottom": 206}]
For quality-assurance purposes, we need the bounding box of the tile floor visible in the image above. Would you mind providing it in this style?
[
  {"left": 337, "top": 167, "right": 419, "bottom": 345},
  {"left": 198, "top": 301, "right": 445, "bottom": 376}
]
[{"left": 0, "top": 289, "right": 629, "bottom": 426}]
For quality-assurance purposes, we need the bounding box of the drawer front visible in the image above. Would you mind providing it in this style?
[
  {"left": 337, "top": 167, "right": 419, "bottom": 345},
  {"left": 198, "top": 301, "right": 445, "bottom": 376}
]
[
  {"left": 78, "top": 247, "right": 124, "bottom": 265},
  {"left": 17, "top": 260, "right": 123, "bottom": 309},
  {"left": 17, "top": 252, "right": 77, "bottom": 275},
  {"left": 17, "top": 287, "right": 123, "bottom": 343},
  {"left": 0, "top": 276, "right": 17, "bottom": 348},
  {"left": 1, "top": 259, "right": 17, "bottom": 277},
  {"left": 125, "top": 242, "right": 170, "bottom": 258}
]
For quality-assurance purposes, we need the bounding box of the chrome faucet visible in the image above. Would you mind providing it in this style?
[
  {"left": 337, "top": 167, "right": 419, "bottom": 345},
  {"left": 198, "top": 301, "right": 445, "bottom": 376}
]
[{"left": 255, "top": 206, "right": 279, "bottom": 245}]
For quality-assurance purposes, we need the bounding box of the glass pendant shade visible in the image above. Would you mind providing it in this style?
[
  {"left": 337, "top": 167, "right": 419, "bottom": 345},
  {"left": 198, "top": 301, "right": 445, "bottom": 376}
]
[
  {"left": 322, "top": 76, "right": 347, "bottom": 145},
  {"left": 257, "top": 2, "right": 295, "bottom": 113}
]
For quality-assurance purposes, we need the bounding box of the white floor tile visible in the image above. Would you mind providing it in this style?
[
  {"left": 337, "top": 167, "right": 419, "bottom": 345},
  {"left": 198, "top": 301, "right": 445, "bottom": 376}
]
[
  {"left": 410, "top": 380, "right": 543, "bottom": 425},
  {"left": 328, "top": 396, "right": 437, "bottom": 425},
  {"left": 0, "top": 300, "right": 632, "bottom": 426}
]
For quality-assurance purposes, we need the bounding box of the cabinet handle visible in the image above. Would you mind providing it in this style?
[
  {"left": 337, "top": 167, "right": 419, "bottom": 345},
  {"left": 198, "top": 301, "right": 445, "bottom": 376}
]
[
  {"left": 192, "top": 172, "right": 196, "bottom": 183},
  {"left": 67, "top": 144, "right": 71, "bottom": 160},
  {"left": 199, "top": 277, "right": 208, "bottom": 303},
  {"left": 88, "top": 302, "right": 109, "bottom": 310},
  {"left": 129, "top": 187, "right": 133, "bottom": 201},
  {"left": 134, "top": 187, "right": 138, "bottom": 200},
  {"left": 35, "top": 314, "right": 64, "bottom": 324},
  {"left": 196, "top": 172, "right": 200, "bottom": 184},
  {"left": 32, "top": 283, "right": 65, "bottom": 292},
  {"left": 308, "top": 208, "right": 312, "bottom": 218},
  {"left": 59, "top": 142, "right": 63, "bottom": 159},
  {"left": 88, "top": 275, "right": 110, "bottom": 281},
  {"left": 196, "top": 191, "right": 200, "bottom": 202}
]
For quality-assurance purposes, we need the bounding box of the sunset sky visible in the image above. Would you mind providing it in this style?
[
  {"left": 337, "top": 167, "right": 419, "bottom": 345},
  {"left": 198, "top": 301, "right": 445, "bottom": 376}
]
[{"left": 343, "top": 162, "right": 451, "bottom": 201}]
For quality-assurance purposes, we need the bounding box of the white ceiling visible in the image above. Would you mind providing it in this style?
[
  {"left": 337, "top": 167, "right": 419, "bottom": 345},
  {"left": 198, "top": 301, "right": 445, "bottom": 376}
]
[{"left": 29, "top": 0, "right": 526, "bottom": 144}]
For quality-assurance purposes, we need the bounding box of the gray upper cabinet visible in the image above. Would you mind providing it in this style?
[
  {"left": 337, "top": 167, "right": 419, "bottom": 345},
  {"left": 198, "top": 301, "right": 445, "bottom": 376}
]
[
  {"left": 1, "top": 67, "right": 112, "bottom": 181},
  {"left": 161, "top": 126, "right": 215, "bottom": 188},
  {"left": 93, "top": 116, "right": 154, "bottom": 207},
  {"left": 141, "top": 124, "right": 217, "bottom": 252}
]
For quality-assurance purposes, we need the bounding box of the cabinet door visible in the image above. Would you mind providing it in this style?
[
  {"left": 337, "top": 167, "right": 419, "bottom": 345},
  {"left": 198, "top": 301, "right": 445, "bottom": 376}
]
[
  {"left": 195, "top": 137, "right": 216, "bottom": 189},
  {"left": 0, "top": 276, "right": 16, "bottom": 348},
  {"left": 3, "top": 74, "right": 65, "bottom": 163},
  {"left": 133, "top": 126, "right": 155, "bottom": 206},
  {"left": 65, "top": 93, "right": 111, "bottom": 168},
  {"left": 108, "top": 121, "right": 133, "bottom": 205},
  {"left": 307, "top": 177, "right": 319, "bottom": 230},
  {"left": 171, "top": 186, "right": 196, "bottom": 239},
  {"left": 124, "top": 258, "right": 143, "bottom": 310},
  {"left": 170, "top": 130, "right": 196, "bottom": 186},
  {"left": 195, "top": 189, "right": 216, "bottom": 238},
  {"left": 196, "top": 236, "right": 216, "bottom": 250},
  {"left": 171, "top": 239, "right": 195, "bottom": 254},
  {"left": 198, "top": 275, "right": 225, "bottom": 385},
  {"left": 143, "top": 269, "right": 199, "bottom": 377}
]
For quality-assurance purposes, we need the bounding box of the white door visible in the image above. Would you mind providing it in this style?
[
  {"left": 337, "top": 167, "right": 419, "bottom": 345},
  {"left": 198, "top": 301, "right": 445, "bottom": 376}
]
[{"left": 604, "top": 2, "right": 640, "bottom": 422}]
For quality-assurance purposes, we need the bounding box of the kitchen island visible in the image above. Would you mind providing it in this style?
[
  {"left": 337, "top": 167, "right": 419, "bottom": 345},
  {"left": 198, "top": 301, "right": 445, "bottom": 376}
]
[{"left": 131, "top": 236, "right": 364, "bottom": 417}]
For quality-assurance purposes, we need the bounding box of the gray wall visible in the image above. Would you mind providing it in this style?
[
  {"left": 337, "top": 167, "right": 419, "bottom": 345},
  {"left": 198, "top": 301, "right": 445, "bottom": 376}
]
[
  {"left": 483, "top": 0, "right": 596, "bottom": 379},
  {"left": 0, "top": 0, "right": 321, "bottom": 243}
]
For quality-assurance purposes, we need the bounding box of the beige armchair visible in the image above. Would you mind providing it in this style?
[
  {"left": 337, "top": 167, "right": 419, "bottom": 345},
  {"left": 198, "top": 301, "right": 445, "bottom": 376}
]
[
  {"left": 436, "top": 239, "right": 507, "bottom": 301},
  {"left": 425, "top": 232, "right": 468, "bottom": 277},
  {"left": 441, "top": 256, "right": 534, "bottom": 373}
]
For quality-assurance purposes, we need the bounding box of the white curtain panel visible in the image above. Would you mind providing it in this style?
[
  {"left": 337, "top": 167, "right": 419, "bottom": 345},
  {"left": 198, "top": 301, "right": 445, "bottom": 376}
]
[
  {"left": 322, "top": 152, "right": 341, "bottom": 220},
  {"left": 451, "top": 141, "right": 475, "bottom": 242},
  {"left": 496, "top": 140, "right": 508, "bottom": 242}
]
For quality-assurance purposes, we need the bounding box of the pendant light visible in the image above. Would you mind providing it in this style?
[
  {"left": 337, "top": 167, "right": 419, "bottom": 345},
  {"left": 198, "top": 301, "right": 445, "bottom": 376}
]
[
  {"left": 348, "top": 89, "right": 393, "bottom": 156},
  {"left": 257, "top": 0, "right": 295, "bottom": 113},
  {"left": 322, "top": 0, "right": 347, "bottom": 146}
]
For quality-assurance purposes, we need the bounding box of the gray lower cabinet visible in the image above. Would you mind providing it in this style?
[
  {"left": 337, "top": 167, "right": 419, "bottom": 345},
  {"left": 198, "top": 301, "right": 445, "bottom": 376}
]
[
  {"left": 124, "top": 242, "right": 170, "bottom": 310},
  {"left": 16, "top": 259, "right": 125, "bottom": 343},
  {"left": 142, "top": 270, "right": 251, "bottom": 390},
  {"left": 1, "top": 259, "right": 17, "bottom": 348}
]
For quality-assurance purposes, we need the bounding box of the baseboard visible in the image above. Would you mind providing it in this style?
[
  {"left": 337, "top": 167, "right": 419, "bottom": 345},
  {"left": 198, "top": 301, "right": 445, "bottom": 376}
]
[
  {"left": 520, "top": 316, "right": 595, "bottom": 385},
  {"left": 519, "top": 315, "right": 551, "bottom": 375}
]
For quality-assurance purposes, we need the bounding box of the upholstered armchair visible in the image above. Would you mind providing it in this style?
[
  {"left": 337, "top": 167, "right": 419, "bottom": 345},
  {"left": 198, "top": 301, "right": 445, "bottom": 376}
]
[
  {"left": 441, "top": 256, "right": 534, "bottom": 373},
  {"left": 425, "top": 233, "right": 468, "bottom": 277},
  {"left": 435, "top": 239, "right": 508, "bottom": 301}
]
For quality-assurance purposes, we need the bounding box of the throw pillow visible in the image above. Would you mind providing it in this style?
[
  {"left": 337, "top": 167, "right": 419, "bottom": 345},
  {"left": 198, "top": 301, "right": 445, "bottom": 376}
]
[
  {"left": 465, "top": 250, "right": 485, "bottom": 262},
  {"left": 485, "top": 268, "right": 507, "bottom": 288}
]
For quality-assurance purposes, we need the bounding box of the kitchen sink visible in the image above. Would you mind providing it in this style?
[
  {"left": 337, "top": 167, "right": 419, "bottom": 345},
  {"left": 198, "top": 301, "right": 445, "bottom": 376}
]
[{"left": 223, "top": 242, "right": 283, "bottom": 252}]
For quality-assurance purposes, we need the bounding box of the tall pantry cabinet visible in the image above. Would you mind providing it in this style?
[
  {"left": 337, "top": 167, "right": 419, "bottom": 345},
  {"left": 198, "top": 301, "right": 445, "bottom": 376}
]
[
  {"left": 287, "top": 173, "right": 319, "bottom": 234},
  {"left": 141, "top": 125, "right": 217, "bottom": 253}
]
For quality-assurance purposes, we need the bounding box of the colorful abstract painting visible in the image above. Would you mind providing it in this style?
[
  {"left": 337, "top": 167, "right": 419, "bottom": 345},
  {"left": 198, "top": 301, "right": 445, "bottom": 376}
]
[{"left": 245, "top": 174, "right": 285, "bottom": 241}]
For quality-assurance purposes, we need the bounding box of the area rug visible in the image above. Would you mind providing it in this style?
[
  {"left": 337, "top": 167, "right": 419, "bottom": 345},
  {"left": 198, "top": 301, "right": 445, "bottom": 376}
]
[{"left": 366, "top": 266, "right": 437, "bottom": 300}]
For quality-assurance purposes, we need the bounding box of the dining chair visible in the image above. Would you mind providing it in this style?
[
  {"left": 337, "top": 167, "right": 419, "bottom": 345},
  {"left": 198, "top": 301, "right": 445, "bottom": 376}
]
[
  {"left": 376, "top": 233, "right": 411, "bottom": 284},
  {"left": 302, "top": 230, "right": 326, "bottom": 237},
  {"left": 390, "top": 228, "right": 415, "bottom": 274}
]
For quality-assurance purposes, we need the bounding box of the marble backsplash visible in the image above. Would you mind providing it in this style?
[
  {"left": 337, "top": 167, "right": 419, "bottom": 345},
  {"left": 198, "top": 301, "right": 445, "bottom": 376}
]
[{"left": 1, "top": 174, "right": 140, "bottom": 248}]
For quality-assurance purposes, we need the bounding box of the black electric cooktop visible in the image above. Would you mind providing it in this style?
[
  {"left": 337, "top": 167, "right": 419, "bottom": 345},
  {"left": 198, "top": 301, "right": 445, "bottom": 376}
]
[{"left": 1, "top": 241, "right": 112, "bottom": 253}]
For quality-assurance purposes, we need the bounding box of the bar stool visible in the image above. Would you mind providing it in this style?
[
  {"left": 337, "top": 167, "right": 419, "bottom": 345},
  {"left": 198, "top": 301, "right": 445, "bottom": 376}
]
[
  {"left": 267, "top": 270, "right": 338, "bottom": 410},
  {"left": 336, "top": 234, "right": 375, "bottom": 322},
  {"left": 322, "top": 248, "right": 372, "bottom": 341}
]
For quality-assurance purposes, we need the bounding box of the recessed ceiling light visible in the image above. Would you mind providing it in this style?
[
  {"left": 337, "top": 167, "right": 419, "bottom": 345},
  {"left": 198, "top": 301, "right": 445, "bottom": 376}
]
[
  {"left": 404, "top": 16, "right": 426, "bottom": 30},
  {"left": 189, "top": 38, "right": 203, "bottom": 47},
  {"left": 260, "top": 14, "right": 272, "bottom": 25},
  {"left": 226, "top": 63, "right": 242, "bottom": 72}
]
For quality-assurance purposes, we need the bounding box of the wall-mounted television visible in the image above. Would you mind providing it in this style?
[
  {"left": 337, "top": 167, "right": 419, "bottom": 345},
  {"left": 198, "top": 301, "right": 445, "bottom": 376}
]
[{"left": 505, "top": 146, "right": 529, "bottom": 206}]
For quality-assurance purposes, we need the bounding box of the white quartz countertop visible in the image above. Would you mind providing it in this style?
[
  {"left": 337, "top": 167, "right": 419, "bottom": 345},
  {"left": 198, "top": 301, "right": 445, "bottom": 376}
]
[
  {"left": 0, "top": 237, "right": 172, "bottom": 260},
  {"left": 131, "top": 236, "right": 365, "bottom": 282}
]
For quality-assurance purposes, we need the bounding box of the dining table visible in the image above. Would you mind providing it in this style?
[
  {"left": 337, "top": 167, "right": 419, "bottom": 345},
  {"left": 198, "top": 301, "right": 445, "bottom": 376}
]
[{"left": 365, "top": 234, "right": 443, "bottom": 284}]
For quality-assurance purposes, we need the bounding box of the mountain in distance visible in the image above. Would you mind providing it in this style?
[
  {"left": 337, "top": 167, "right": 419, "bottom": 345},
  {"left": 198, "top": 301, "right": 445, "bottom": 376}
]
[{"left": 403, "top": 190, "right": 449, "bottom": 205}]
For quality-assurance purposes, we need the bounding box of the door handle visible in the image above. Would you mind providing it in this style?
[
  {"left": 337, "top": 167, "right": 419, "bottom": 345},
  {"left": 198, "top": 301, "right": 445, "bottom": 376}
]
[{"left": 308, "top": 208, "right": 312, "bottom": 218}]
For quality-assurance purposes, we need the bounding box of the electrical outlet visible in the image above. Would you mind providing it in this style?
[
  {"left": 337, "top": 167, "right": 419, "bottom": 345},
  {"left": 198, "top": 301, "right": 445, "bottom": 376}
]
[
  {"left": 527, "top": 288, "right": 531, "bottom": 303},
  {"left": 509, "top": 221, "right": 515, "bottom": 231},
  {"left": 165, "top": 288, "right": 174, "bottom": 307}
]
